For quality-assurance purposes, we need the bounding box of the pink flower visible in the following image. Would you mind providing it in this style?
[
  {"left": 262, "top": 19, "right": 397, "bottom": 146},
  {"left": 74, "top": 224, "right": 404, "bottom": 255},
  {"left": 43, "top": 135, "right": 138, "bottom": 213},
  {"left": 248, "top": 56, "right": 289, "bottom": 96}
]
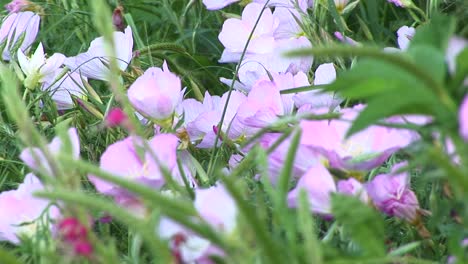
[
  {"left": 17, "top": 43, "right": 66, "bottom": 89},
  {"left": 446, "top": 36, "right": 468, "bottom": 74},
  {"left": 334, "top": 32, "right": 359, "bottom": 46},
  {"left": 64, "top": 26, "right": 133, "bottom": 81},
  {"left": 236, "top": 79, "right": 286, "bottom": 129},
  {"left": 300, "top": 105, "right": 419, "bottom": 170},
  {"left": 293, "top": 63, "right": 342, "bottom": 110},
  {"left": 397, "top": 26, "right": 415, "bottom": 50},
  {"left": 0, "top": 173, "right": 59, "bottom": 244},
  {"left": 0, "top": 11, "right": 40, "bottom": 60},
  {"left": 20, "top": 128, "right": 80, "bottom": 175},
  {"left": 5, "top": 0, "right": 30, "bottom": 13},
  {"left": 158, "top": 185, "right": 236, "bottom": 263},
  {"left": 202, "top": 0, "right": 239, "bottom": 10},
  {"left": 42, "top": 69, "right": 86, "bottom": 110},
  {"left": 252, "top": 132, "right": 319, "bottom": 184},
  {"left": 58, "top": 217, "right": 93, "bottom": 258},
  {"left": 287, "top": 164, "right": 368, "bottom": 217},
  {"left": 127, "top": 61, "right": 183, "bottom": 120},
  {"left": 194, "top": 185, "right": 238, "bottom": 233},
  {"left": 272, "top": 1, "right": 308, "bottom": 39},
  {"left": 337, "top": 178, "right": 369, "bottom": 203},
  {"left": 459, "top": 96, "right": 468, "bottom": 141},
  {"left": 105, "top": 107, "right": 128, "bottom": 128},
  {"left": 88, "top": 134, "right": 192, "bottom": 214},
  {"left": 366, "top": 162, "right": 420, "bottom": 222},
  {"left": 218, "top": 3, "right": 279, "bottom": 61},
  {"left": 182, "top": 90, "right": 247, "bottom": 148}
]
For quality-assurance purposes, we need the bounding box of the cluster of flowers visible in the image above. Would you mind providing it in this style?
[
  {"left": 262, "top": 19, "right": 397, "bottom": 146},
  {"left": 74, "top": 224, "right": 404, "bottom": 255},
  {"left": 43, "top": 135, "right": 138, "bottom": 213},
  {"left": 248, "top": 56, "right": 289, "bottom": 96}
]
[{"left": 0, "top": 0, "right": 467, "bottom": 262}]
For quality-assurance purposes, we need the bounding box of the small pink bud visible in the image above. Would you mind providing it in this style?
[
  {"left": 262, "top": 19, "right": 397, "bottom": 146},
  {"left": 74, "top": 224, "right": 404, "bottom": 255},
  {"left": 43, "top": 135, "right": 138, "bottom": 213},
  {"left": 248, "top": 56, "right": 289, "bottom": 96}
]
[
  {"left": 212, "top": 125, "right": 223, "bottom": 140},
  {"left": 74, "top": 241, "right": 93, "bottom": 257},
  {"left": 106, "top": 108, "right": 128, "bottom": 127},
  {"left": 5, "top": 0, "right": 30, "bottom": 13},
  {"left": 112, "top": 6, "right": 125, "bottom": 31},
  {"left": 58, "top": 218, "right": 88, "bottom": 242}
]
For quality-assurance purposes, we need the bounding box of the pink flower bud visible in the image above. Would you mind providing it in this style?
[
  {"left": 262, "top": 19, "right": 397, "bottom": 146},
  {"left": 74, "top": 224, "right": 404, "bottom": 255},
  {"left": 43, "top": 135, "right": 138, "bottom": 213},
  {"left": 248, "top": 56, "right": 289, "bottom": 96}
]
[{"left": 105, "top": 107, "right": 128, "bottom": 127}]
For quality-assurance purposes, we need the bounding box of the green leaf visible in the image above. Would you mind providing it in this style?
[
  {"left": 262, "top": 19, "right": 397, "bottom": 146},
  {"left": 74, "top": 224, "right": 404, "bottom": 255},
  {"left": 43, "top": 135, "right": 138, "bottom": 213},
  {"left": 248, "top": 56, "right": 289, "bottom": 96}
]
[
  {"left": 347, "top": 86, "right": 440, "bottom": 136},
  {"left": 409, "top": 13, "right": 456, "bottom": 52},
  {"left": 331, "top": 194, "right": 385, "bottom": 257},
  {"left": 328, "top": 58, "right": 427, "bottom": 99},
  {"left": 0, "top": 247, "right": 21, "bottom": 264},
  {"left": 407, "top": 44, "right": 446, "bottom": 84},
  {"left": 451, "top": 48, "right": 468, "bottom": 91}
]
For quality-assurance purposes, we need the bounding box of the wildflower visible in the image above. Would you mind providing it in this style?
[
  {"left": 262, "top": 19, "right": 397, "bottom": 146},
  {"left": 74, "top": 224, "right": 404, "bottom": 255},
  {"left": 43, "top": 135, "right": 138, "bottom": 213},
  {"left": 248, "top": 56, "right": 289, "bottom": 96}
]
[
  {"left": 446, "top": 36, "right": 468, "bottom": 74},
  {"left": 0, "top": 11, "right": 40, "bottom": 60},
  {"left": 112, "top": 5, "right": 125, "bottom": 31},
  {"left": 334, "top": 32, "right": 359, "bottom": 46},
  {"left": 17, "top": 43, "right": 65, "bottom": 89},
  {"left": 88, "top": 134, "right": 194, "bottom": 214},
  {"left": 203, "top": 0, "right": 239, "bottom": 10},
  {"left": 5, "top": 0, "right": 30, "bottom": 13},
  {"left": 181, "top": 90, "right": 247, "bottom": 148},
  {"left": 218, "top": 3, "right": 279, "bottom": 62},
  {"left": 105, "top": 107, "right": 129, "bottom": 128},
  {"left": 397, "top": 26, "right": 415, "bottom": 50},
  {"left": 20, "top": 128, "right": 80, "bottom": 175},
  {"left": 459, "top": 96, "right": 468, "bottom": 141},
  {"left": 300, "top": 105, "right": 420, "bottom": 171},
  {"left": 64, "top": 26, "right": 133, "bottom": 81},
  {"left": 0, "top": 173, "right": 59, "bottom": 244},
  {"left": 42, "top": 69, "right": 86, "bottom": 110},
  {"left": 335, "top": 0, "right": 349, "bottom": 12},
  {"left": 194, "top": 185, "right": 238, "bottom": 233},
  {"left": 287, "top": 164, "right": 368, "bottom": 217},
  {"left": 366, "top": 162, "right": 421, "bottom": 222},
  {"left": 158, "top": 185, "right": 237, "bottom": 263},
  {"left": 58, "top": 217, "right": 93, "bottom": 258},
  {"left": 293, "top": 63, "right": 342, "bottom": 110},
  {"left": 387, "top": 0, "right": 413, "bottom": 7},
  {"left": 127, "top": 61, "right": 183, "bottom": 122}
]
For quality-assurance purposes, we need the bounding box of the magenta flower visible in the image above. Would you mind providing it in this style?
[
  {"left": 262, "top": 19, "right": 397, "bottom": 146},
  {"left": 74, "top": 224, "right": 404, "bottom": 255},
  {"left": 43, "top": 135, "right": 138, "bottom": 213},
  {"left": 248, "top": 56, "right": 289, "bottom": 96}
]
[
  {"left": 300, "top": 105, "right": 418, "bottom": 171},
  {"left": 64, "top": 26, "right": 133, "bottom": 81},
  {"left": 459, "top": 96, "right": 468, "bottom": 141},
  {"left": 105, "top": 107, "right": 128, "bottom": 128},
  {"left": 218, "top": 3, "right": 279, "bottom": 62},
  {"left": 20, "top": 128, "right": 80, "bottom": 175},
  {"left": 0, "top": 173, "right": 60, "bottom": 244},
  {"left": 0, "top": 11, "right": 40, "bottom": 60},
  {"left": 366, "top": 162, "right": 421, "bottom": 222},
  {"left": 127, "top": 61, "right": 183, "bottom": 121},
  {"left": 5, "top": 0, "right": 30, "bottom": 13},
  {"left": 58, "top": 217, "right": 93, "bottom": 258}
]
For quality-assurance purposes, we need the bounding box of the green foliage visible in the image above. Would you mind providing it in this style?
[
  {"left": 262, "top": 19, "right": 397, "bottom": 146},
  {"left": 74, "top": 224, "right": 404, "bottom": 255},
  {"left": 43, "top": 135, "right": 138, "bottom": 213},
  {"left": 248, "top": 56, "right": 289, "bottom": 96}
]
[{"left": 331, "top": 194, "right": 386, "bottom": 257}]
